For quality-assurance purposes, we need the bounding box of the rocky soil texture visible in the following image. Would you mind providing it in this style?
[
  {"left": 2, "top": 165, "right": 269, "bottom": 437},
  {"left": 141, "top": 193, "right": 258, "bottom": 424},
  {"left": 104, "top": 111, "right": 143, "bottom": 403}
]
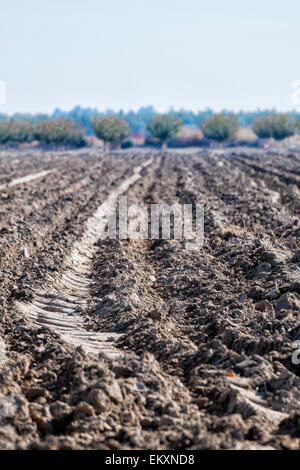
[{"left": 0, "top": 147, "right": 299, "bottom": 450}]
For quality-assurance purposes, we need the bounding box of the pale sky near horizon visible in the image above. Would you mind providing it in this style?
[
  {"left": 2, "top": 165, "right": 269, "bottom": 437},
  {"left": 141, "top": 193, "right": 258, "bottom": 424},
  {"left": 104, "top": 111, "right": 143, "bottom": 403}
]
[{"left": 1, "top": 0, "right": 300, "bottom": 114}]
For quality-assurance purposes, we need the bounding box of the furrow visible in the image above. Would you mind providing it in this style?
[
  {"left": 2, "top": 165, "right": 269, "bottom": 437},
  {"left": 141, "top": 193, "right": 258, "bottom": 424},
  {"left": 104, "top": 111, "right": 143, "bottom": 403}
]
[
  {"left": 0, "top": 169, "right": 55, "bottom": 191},
  {"left": 16, "top": 159, "right": 152, "bottom": 358}
]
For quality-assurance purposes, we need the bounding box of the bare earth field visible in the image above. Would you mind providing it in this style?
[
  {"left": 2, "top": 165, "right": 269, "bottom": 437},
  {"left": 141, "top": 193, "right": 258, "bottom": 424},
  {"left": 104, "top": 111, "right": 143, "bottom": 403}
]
[{"left": 0, "top": 147, "right": 300, "bottom": 450}]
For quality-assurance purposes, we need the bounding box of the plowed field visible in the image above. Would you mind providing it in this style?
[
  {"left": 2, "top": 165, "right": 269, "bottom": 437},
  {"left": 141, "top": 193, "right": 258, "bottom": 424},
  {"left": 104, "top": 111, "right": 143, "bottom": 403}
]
[{"left": 0, "top": 147, "right": 300, "bottom": 450}]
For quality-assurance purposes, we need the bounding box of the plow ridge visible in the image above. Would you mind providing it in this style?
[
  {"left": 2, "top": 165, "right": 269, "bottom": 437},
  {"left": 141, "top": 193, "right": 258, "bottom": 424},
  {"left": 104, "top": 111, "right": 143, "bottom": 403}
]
[{"left": 0, "top": 148, "right": 299, "bottom": 450}]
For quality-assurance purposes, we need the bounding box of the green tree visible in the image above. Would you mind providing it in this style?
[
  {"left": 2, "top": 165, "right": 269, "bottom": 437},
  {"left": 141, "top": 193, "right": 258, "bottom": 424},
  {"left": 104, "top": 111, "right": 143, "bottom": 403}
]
[
  {"left": 270, "top": 114, "right": 296, "bottom": 140},
  {"left": 147, "top": 115, "right": 182, "bottom": 149},
  {"left": 0, "top": 121, "right": 11, "bottom": 144},
  {"left": 33, "top": 118, "right": 86, "bottom": 147},
  {"left": 0, "top": 120, "right": 34, "bottom": 144},
  {"left": 252, "top": 114, "right": 296, "bottom": 140},
  {"left": 8, "top": 120, "right": 34, "bottom": 143},
  {"left": 91, "top": 116, "right": 130, "bottom": 150},
  {"left": 252, "top": 116, "right": 273, "bottom": 139},
  {"left": 201, "top": 113, "right": 238, "bottom": 143}
]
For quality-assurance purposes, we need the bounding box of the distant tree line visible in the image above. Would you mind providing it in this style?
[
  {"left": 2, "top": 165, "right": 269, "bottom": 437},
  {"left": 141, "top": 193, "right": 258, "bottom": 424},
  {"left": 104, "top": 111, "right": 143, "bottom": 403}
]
[
  {"left": 0, "top": 118, "right": 86, "bottom": 148},
  {"left": 2, "top": 106, "right": 300, "bottom": 135},
  {"left": 0, "top": 107, "right": 300, "bottom": 148}
]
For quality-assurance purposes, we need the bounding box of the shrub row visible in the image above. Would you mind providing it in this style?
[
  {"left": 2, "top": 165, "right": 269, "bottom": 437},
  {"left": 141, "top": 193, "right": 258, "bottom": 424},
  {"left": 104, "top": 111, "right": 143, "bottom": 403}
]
[
  {"left": 34, "top": 118, "right": 86, "bottom": 147},
  {"left": 252, "top": 114, "right": 297, "bottom": 140},
  {"left": 0, "top": 113, "right": 299, "bottom": 148},
  {"left": 103, "top": 113, "right": 298, "bottom": 147},
  {"left": 0, "top": 120, "right": 35, "bottom": 144},
  {"left": 201, "top": 113, "right": 299, "bottom": 143},
  {"left": 0, "top": 118, "right": 86, "bottom": 148}
]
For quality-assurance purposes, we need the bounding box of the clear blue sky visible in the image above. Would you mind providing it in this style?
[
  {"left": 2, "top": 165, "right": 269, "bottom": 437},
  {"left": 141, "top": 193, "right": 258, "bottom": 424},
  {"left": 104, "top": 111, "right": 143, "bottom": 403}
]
[{"left": 1, "top": 0, "right": 300, "bottom": 114}]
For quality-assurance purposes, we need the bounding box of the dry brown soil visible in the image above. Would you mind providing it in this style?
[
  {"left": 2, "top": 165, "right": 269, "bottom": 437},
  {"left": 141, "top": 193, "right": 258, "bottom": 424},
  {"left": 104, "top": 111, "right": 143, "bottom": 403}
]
[{"left": 0, "top": 147, "right": 299, "bottom": 450}]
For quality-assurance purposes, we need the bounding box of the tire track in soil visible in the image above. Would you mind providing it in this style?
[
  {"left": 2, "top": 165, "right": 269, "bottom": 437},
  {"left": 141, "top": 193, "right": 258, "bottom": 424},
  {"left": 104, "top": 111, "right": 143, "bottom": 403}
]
[
  {"left": 0, "top": 166, "right": 107, "bottom": 295},
  {"left": 1, "top": 149, "right": 298, "bottom": 449},
  {"left": 15, "top": 159, "right": 153, "bottom": 358},
  {"left": 0, "top": 338, "right": 6, "bottom": 364},
  {"left": 0, "top": 169, "right": 55, "bottom": 191},
  {"left": 14, "top": 165, "right": 107, "bottom": 241},
  {"left": 0, "top": 154, "right": 54, "bottom": 184},
  {"left": 0, "top": 154, "right": 145, "bottom": 340},
  {"left": 0, "top": 155, "right": 129, "bottom": 288},
  {"left": 86, "top": 152, "right": 289, "bottom": 429},
  {"left": 0, "top": 149, "right": 105, "bottom": 187},
  {"left": 0, "top": 165, "right": 99, "bottom": 227},
  {"left": 88, "top": 154, "right": 200, "bottom": 358}
]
